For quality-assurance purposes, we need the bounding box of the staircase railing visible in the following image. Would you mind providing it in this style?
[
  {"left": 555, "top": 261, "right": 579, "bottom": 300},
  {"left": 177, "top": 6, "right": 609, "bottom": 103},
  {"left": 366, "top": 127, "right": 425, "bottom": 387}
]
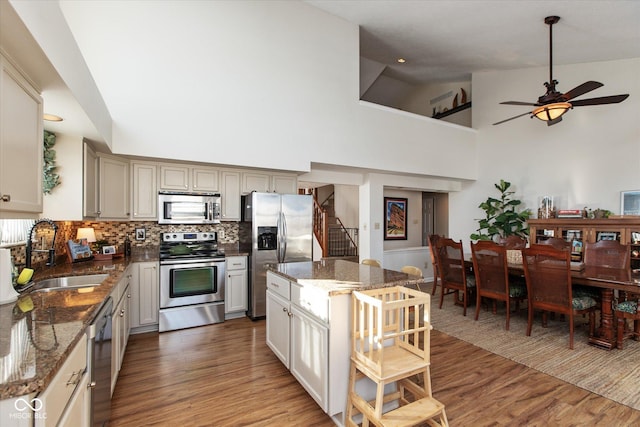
[
  {"left": 313, "top": 197, "right": 329, "bottom": 257},
  {"left": 329, "top": 218, "right": 358, "bottom": 257}
]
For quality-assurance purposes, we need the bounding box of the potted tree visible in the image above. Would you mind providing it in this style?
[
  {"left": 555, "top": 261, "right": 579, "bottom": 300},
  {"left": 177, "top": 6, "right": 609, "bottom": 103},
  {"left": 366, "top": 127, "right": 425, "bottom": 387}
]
[{"left": 470, "top": 179, "right": 532, "bottom": 241}]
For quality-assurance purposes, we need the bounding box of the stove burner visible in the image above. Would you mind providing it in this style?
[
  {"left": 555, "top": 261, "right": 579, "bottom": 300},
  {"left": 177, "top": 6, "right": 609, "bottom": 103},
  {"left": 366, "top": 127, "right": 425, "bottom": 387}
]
[{"left": 159, "top": 231, "right": 223, "bottom": 260}]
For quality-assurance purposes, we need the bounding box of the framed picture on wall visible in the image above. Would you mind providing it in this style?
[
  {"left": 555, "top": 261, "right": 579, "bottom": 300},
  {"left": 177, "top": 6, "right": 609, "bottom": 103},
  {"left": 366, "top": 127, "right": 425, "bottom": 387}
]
[
  {"left": 135, "top": 228, "right": 146, "bottom": 241},
  {"left": 384, "top": 197, "right": 408, "bottom": 240},
  {"left": 621, "top": 190, "right": 640, "bottom": 216}
]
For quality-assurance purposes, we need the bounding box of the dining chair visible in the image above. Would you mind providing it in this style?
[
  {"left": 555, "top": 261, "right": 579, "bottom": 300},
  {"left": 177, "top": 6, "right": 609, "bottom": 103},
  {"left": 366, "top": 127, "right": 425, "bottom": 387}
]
[
  {"left": 470, "top": 241, "right": 527, "bottom": 330},
  {"left": 496, "top": 235, "right": 527, "bottom": 249},
  {"left": 614, "top": 298, "right": 640, "bottom": 349},
  {"left": 537, "top": 237, "right": 571, "bottom": 250},
  {"left": 428, "top": 234, "right": 441, "bottom": 296},
  {"left": 435, "top": 238, "right": 475, "bottom": 316},
  {"left": 581, "top": 240, "right": 629, "bottom": 302},
  {"left": 361, "top": 258, "right": 381, "bottom": 267},
  {"left": 522, "top": 245, "right": 597, "bottom": 349},
  {"left": 583, "top": 240, "right": 629, "bottom": 269}
]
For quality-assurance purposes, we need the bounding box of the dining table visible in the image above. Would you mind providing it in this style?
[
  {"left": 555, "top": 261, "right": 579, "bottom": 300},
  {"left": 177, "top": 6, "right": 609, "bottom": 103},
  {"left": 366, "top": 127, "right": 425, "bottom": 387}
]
[{"left": 464, "top": 254, "right": 640, "bottom": 349}]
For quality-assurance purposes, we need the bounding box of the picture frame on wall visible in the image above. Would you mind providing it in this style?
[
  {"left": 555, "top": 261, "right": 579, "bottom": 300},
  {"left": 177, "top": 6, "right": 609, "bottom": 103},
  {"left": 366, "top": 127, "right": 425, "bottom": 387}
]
[
  {"left": 135, "top": 228, "right": 146, "bottom": 241},
  {"left": 621, "top": 190, "right": 640, "bottom": 216},
  {"left": 384, "top": 197, "right": 408, "bottom": 240}
]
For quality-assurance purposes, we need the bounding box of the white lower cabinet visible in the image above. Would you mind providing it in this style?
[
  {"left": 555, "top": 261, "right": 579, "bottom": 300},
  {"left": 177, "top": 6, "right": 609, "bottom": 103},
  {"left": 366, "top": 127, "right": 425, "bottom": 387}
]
[
  {"left": 35, "top": 335, "right": 89, "bottom": 427},
  {"left": 266, "top": 289, "right": 291, "bottom": 368},
  {"left": 266, "top": 272, "right": 346, "bottom": 416},
  {"left": 130, "top": 261, "right": 159, "bottom": 333},
  {"left": 290, "top": 305, "right": 329, "bottom": 411},
  {"left": 111, "top": 267, "right": 132, "bottom": 396},
  {"left": 225, "top": 256, "right": 247, "bottom": 319}
]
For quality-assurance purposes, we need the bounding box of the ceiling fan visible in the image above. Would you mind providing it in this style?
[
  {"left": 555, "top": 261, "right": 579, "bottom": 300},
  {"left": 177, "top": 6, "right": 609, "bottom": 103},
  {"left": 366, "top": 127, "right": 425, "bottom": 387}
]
[{"left": 493, "top": 16, "right": 629, "bottom": 126}]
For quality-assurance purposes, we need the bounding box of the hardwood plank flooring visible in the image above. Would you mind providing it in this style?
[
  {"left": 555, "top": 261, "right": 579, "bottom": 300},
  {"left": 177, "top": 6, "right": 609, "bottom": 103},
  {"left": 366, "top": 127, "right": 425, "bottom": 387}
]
[{"left": 111, "top": 317, "right": 640, "bottom": 426}]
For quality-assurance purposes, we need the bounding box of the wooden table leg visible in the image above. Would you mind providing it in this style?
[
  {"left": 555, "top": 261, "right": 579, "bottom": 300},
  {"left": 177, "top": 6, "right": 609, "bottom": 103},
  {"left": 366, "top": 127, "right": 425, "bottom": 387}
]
[{"left": 588, "top": 288, "right": 616, "bottom": 350}]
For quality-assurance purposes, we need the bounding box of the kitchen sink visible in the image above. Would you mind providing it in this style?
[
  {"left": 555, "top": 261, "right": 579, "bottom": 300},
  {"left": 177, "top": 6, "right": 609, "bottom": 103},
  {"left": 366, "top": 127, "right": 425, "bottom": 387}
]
[{"left": 31, "top": 274, "right": 110, "bottom": 292}]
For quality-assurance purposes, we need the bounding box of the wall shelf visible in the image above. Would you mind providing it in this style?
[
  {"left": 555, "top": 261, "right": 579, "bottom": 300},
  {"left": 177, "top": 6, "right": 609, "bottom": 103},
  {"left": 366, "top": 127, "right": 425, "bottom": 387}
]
[{"left": 432, "top": 102, "right": 471, "bottom": 120}]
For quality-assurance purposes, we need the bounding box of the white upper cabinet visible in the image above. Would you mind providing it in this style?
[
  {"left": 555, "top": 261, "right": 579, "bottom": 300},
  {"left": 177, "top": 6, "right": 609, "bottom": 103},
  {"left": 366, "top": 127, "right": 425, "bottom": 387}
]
[
  {"left": 271, "top": 174, "right": 297, "bottom": 194},
  {"left": 192, "top": 167, "right": 219, "bottom": 192},
  {"left": 131, "top": 161, "right": 157, "bottom": 219},
  {"left": 241, "top": 171, "right": 297, "bottom": 195},
  {"left": 98, "top": 153, "right": 130, "bottom": 219},
  {"left": 242, "top": 172, "right": 270, "bottom": 194},
  {"left": 0, "top": 54, "right": 43, "bottom": 217},
  {"left": 221, "top": 170, "right": 241, "bottom": 221},
  {"left": 83, "top": 143, "right": 99, "bottom": 218},
  {"left": 159, "top": 163, "right": 219, "bottom": 193}
]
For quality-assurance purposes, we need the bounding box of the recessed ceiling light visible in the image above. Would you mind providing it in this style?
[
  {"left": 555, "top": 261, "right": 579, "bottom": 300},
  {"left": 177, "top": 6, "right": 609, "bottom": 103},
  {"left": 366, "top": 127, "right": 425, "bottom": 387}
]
[
  {"left": 43, "top": 114, "right": 63, "bottom": 122},
  {"left": 397, "top": 58, "right": 406, "bottom": 63}
]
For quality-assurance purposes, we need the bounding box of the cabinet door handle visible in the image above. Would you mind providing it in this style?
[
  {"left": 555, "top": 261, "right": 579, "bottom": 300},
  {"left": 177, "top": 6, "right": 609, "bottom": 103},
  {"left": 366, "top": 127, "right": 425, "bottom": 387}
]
[
  {"left": 0, "top": 194, "right": 10, "bottom": 202},
  {"left": 120, "top": 309, "right": 125, "bottom": 317},
  {"left": 66, "top": 370, "right": 82, "bottom": 386}
]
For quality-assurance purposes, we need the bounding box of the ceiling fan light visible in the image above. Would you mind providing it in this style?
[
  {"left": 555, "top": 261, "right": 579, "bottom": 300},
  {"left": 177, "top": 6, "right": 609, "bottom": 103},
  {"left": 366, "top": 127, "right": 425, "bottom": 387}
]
[{"left": 532, "top": 102, "right": 572, "bottom": 122}]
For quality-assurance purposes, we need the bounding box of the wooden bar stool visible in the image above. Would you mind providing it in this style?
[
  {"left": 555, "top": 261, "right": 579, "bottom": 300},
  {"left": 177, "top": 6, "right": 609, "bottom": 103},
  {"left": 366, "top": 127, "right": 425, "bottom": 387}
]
[{"left": 345, "top": 286, "right": 448, "bottom": 427}]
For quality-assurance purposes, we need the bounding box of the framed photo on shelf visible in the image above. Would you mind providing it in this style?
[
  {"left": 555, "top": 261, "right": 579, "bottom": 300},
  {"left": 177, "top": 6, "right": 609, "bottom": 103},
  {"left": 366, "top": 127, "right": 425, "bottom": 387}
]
[
  {"left": 621, "top": 190, "right": 640, "bottom": 216},
  {"left": 102, "top": 245, "right": 116, "bottom": 255},
  {"left": 597, "top": 232, "right": 618, "bottom": 241},
  {"left": 384, "top": 197, "right": 407, "bottom": 240}
]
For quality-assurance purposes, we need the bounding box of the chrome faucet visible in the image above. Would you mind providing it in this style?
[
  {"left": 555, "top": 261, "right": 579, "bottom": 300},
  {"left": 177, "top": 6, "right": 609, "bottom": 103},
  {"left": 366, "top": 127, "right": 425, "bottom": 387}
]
[{"left": 26, "top": 219, "right": 58, "bottom": 269}]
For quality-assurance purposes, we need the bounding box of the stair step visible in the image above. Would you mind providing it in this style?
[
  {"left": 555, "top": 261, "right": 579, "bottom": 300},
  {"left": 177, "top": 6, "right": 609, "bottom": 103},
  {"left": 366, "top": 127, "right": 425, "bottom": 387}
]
[{"left": 379, "top": 397, "right": 446, "bottom": 427}]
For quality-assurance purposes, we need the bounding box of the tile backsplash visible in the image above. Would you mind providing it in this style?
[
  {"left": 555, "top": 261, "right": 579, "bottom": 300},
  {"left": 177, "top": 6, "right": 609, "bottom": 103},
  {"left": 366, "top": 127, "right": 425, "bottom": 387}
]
[{"left": 11, "top": 221, "right": 240, "bottom": 268}]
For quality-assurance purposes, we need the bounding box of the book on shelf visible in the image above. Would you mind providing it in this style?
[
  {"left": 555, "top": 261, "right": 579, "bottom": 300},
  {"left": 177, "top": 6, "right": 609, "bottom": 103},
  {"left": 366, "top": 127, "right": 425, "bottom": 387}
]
[{"left": 557, "top": 209, "right": 584, "bottom": 218}]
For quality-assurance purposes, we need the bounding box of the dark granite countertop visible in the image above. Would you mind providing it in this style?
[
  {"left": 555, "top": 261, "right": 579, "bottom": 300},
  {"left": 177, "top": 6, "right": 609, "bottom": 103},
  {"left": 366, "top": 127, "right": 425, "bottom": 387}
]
[
  {"left": 267, "top": 259, "right": 425, "bottom": 296},
  {"left": 0, "top": 248, "right": 158, "bottom": 400}
]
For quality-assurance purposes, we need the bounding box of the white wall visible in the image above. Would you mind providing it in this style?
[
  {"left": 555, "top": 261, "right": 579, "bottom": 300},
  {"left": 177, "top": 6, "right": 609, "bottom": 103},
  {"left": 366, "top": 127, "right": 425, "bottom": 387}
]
[
  {"left": 15, "top": 0, "right": 477, "bottom": 182},
  {"left": 42, "top": 134, "right": 84, "bottom": 220},
  {"left": 449, "top": 58, "right": 640, "bottom": 247},
  {"left": 334, "top": 185, "right": 358, "bottom": 229}
]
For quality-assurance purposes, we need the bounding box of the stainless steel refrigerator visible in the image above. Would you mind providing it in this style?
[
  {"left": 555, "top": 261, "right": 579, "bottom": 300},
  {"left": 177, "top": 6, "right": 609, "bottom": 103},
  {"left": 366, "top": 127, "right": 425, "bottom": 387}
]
[{"left": 243, "top": 192, "right": 313, "bottom": 320}]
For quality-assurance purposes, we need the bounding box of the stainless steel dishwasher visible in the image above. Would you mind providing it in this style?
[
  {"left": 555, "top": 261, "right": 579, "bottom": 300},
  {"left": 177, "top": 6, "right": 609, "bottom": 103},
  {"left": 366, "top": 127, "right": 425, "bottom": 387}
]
[{"left": 88, "top": 297, "right": 113, "bottom": 427}]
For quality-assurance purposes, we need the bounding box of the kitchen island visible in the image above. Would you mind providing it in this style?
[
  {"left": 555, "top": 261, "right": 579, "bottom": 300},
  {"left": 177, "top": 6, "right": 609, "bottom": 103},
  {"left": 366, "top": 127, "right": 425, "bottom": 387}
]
[{"left": 265, "top": 259, "right": 425, "bottom": 426}]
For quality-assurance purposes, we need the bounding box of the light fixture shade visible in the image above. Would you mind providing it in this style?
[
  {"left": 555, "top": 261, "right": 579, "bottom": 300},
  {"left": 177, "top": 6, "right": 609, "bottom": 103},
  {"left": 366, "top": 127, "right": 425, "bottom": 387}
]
[
  {"left": 532, "top": 102, "right": 572, "bottom": 122},
  {"left": 76, "top": 227, "right": 97, "bottom": 243}
]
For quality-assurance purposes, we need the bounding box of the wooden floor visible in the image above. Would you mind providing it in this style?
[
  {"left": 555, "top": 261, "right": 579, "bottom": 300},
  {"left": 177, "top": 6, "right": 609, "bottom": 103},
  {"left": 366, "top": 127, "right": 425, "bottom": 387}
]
[{"left": 111, "top": 317, "right": 640, "bottom": 426}]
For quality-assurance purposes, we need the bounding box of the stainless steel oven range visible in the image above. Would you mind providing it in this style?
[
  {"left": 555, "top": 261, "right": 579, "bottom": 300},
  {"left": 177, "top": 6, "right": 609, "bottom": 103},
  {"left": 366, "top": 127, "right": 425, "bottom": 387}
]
[{"left": 159, "top": 231, "right": 225, "bottom": 332}]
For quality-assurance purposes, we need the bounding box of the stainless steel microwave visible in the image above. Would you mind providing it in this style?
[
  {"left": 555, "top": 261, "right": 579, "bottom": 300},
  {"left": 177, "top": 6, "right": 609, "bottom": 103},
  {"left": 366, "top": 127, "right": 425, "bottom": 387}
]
[{"left": 158, "top": 192, "right": 221, "bottom": 224}]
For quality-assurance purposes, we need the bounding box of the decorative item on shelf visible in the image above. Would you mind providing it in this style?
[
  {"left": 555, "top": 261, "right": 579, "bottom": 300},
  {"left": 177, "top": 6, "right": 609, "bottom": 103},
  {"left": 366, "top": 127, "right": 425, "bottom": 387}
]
[
  {"left": 470, "top": 179, "right": 531, "bottom": 242},
  {"left": 538, "top": 196, "right": 556, "bottom": 219},
  {"left": 584, "top": 207, "right": 612, "bottom": 219},
  {"left": 557, "top": 209, "right": 583, "bottom": 218},
  {"left": 452, "top": 93, "right": 458, "bottom": 108},
  {"left": 461, "top": 88, "right": 468, "bottom": 104}
]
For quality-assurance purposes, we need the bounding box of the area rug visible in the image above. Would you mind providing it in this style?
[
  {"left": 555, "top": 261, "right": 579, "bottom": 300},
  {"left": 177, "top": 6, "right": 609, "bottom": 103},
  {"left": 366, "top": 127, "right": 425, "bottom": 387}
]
[{"left": 429, "top": 296, "right": 640, "bottom": 411}]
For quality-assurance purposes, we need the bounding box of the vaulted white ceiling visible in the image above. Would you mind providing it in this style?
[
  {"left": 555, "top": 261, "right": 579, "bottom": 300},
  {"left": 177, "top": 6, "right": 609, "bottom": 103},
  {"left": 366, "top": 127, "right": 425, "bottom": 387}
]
[
  {"left": 4, "top": 0, "right": 640, "bottom": 147},
  {"left": 307, "top": 0, "right": 640, "bottom": 84}
]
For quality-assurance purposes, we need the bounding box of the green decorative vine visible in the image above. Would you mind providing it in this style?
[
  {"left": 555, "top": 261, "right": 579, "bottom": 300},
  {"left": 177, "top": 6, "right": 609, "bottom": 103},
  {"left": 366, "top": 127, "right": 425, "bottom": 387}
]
[{"left": 43, "top": 130, "right": 60, "bottom": 194}]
